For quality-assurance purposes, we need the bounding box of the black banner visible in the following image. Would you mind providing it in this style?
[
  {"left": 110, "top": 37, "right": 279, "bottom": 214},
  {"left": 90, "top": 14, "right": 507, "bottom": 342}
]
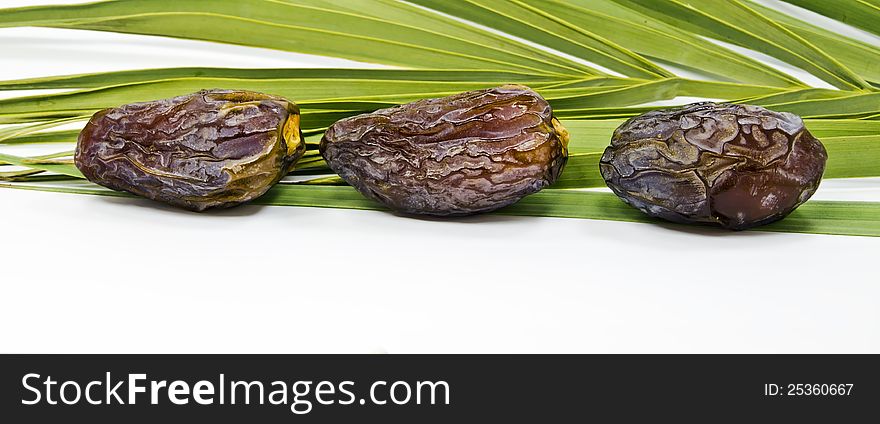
[{"left": 2, "top": 355, "right": 876, "bottom": 421}]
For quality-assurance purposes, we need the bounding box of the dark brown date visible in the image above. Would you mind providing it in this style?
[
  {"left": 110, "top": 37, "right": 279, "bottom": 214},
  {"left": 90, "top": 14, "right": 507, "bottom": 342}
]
[
  {"left": 600, "top": 102, "right": 827, "bottom": 230},
  {"left": 319, "top": 85, "right": 569, "bottom": 216},
  {"left": 75, "top": 89, "right": 304, "bottom": 211}
]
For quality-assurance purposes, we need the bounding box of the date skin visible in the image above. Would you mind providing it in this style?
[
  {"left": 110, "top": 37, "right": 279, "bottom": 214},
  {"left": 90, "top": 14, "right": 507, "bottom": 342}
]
[
  {"left": 75, "top": 89, "right": 304, "bottom": 211},
  {"left": 320, "top": 85, "right": 569, "bottom": 216},
  {"left": 600, "top": 102, "right": 827, "bottom": 230}
]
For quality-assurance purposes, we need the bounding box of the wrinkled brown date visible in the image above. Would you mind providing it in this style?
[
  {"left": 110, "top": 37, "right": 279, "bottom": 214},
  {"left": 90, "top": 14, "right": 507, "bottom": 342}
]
[
  {"left": 600, "top": 102, "right": 827, "bottom": 230},
  {"left": 320, "top": 85, "right": 569, "bottom": 216},
  {"left": 75, "top": 89, "right": 304, "bottom": 211}
]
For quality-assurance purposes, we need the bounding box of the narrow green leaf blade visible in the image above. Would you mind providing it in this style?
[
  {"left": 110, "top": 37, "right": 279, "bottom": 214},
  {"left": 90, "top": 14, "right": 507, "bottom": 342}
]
[
  {"left": 1, "top": 181, "right": 877, "bottom": 237},
  {"left": 782, "top": 0, "right": 880, "bottom": 37},
  {"left": 613, "top": 0, "right": 874, "bottom": 90},
  {"left": 409, "top": 0, "right": 673, "bottom": 79},
  {"left": 0, "top": 0, "right": 590, "bottom": 76},
  {"left": 539, "top": 0, "right": 803, "bottom": 87},
  {"left": 0, "top": 68, "right": 569, "bottom": 91},
  {"left": 748, "top": 1, "right": 880, "bottom": 85},
  {"left": 0, "top": 152, "right": 82, "bottom": 178}
]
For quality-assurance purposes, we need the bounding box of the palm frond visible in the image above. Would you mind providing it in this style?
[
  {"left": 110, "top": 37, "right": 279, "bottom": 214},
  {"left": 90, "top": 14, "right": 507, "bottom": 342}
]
[{"left": 1, "top": 0, "right": 878, "bottom": 236}]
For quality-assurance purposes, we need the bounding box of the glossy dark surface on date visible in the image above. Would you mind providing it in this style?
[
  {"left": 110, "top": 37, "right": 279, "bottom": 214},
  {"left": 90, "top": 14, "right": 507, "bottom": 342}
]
[
  {"left": 600, "top": 102, "right": 827, "bottom": 230},
  {"left": 75, "top": 89, "right": 304, "bottom": 211},
  {"left": 320, "top": 85, "right": 569, "bottom": 216}
]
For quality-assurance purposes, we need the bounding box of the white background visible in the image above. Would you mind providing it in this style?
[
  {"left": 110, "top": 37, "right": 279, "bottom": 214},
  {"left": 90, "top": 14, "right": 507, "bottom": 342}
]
[{"left": 1, "top": 0, "right": 878, "bottom": 353}]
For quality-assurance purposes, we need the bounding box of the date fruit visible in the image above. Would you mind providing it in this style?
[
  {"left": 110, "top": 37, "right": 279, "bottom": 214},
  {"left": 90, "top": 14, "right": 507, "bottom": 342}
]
[
  {"left": 320, "top": 85, "right": 569, "bottom": 216},
  {"left": 75, "top": 89, "right": 304, "bottom": 211},
  {"left": 600, "top": 102, "right": 827, "bottom": 230}
]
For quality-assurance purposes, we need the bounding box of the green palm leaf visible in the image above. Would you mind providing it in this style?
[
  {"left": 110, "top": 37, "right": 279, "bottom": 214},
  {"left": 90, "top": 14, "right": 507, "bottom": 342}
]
[
  {"left": 408, "top": 0, "right": 673, "bottom": 79},
  {"left": 0, "top": 0, "right": 592, "bottom": 76},
  {"left": 0, "top": 73, "right": 792, "bottom": 125},
  {"left": 0, "top": 68, "right": 569, "bottom": 90},
  {"left": 1, "top": 0, "right": 879, "bottom": 237},
  {"left": 2, "top": 181, "right": 878, "bottom": 237},
  {"left": 749, "top": 1, "right": 880, "bottom": 85},
  {"left": 418, "top": 0, "right": 803, "bottom": 87},
  {"left": 782, "top": 0, "right": 880, "bottom": 38},
  {"left": 613, "top": 0, "right": 874, "bottom": 90}
]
